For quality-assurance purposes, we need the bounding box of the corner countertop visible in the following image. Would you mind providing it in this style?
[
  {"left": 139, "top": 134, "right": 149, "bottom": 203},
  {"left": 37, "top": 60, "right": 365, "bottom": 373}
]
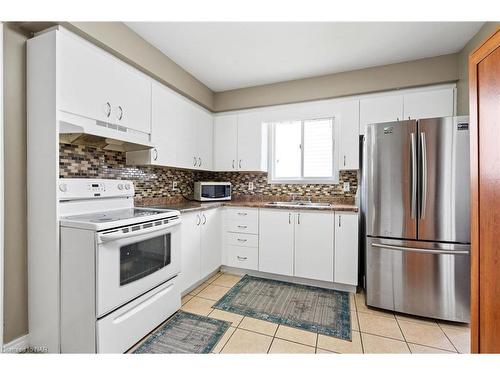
[{"left": 138, "top": 197, "right": 358, "bottom": 214}]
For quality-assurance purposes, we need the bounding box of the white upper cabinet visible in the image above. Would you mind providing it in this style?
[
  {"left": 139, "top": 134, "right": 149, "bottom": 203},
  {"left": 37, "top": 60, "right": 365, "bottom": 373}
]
[
  {"left": 403, "top": 88, "right": 455, "bottom": 120},
  {"left": 149, "top": 83, "right": 178, "bottom": 166},
  {"left": 58, "top": 31, "right": 151, "bottom": 134},
  {"left": 237, "top": 112, "right": 267, "bottom": 172},
  {"left": 176, "top": 99, "right": 198, "bottom": 169},
  {"left": 360, "top": 94, "right": 404, "bottom": 135},
  {"left": 214, "top": 115, "right": 239, "bottom": 171},
  {"left": 213, "top": 112, "right": 267, "bottom": 172},
  {"left": 294, "top": 211, "right": 335, "bottom": 282},
  {"left": 334, "top": 212, "right": 359, "bottom": 286},
  {"left": 338, "top": 100, "right": 360, "bottom": 170},
  {"left": 195, "top": 107, "right": 214, "bottom": 171}
]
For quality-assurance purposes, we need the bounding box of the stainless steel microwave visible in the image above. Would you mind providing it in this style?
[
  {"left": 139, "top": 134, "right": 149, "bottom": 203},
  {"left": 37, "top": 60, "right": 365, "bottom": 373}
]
[{"left": 194, "top": 182, "right": 232, "bottom": 201}]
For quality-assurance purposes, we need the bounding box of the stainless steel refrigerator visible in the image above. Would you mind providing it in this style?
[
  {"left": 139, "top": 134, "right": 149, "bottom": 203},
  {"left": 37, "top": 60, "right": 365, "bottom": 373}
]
[{"left": 362, "top": 116, "right": 470, "bottom": 323}]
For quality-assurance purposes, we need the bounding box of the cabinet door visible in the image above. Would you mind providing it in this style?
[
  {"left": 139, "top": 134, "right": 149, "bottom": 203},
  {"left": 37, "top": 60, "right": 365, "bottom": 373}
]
[
  {"left": 111, "top": 62, "right": 151, "bottom": 134},
  {"left": 294, "top": 212, "right": 335, "bottom": 282},
  {"left": 403, "top": 88, "right": 455, "bottom": 120},
  {"left": 180, "top": 212, "right": 201, "bottom": 293},
  {"left": 338, "top": 100, "right": 360, "bottom": 170},
  {"left": 359, "top": 94, "right": 403, "bottom": 135},
  {"left": 259, "top": 210, "right": 294, "bottom": 276},
  {"left": 150, "top": 83, "right": 177, "bottom": 166},
  {"left": 59, "top": 32, "right": 113, "bottom": 123},
  {"left": 334, "top": 212, "right": 359, "bottom": 286},
  {"left": 176, "top": 100, "right": 198, "bottom": 169},
  {"left": 213, "top": 115, "right": 238, "bottom": 171},
  {"left": 200, "top": 209, "right": 222, "bottom": 279},
  {"left": 237, "top": 112, "right": 267, "bottom": 171},
  {"left": 196, "top": 108, "right": 213, "bottom": 170}
]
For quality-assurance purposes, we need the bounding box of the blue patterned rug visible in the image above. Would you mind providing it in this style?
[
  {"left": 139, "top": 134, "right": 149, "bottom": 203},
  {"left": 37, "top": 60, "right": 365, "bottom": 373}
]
[
  {"left": 133, "top": 311, "right": 230, "bottom": 353},
  {"left": 213, "top": 275, "right": 352, "bottom": 341}
]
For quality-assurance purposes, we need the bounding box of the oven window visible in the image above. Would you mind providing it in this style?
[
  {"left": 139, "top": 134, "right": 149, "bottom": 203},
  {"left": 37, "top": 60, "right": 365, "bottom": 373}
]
[
  {"left": 201, "top": 185, "right": 229, "bottom": 198},
  {"left": 119, "top": 233, "right": 171, "bottom": 286}
]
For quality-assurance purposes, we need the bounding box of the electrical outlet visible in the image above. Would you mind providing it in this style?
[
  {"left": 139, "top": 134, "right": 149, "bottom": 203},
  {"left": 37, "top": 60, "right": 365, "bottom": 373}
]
[
  {"left": 248, "top": 181, "right": 254, "bottom": 191},
  {"left": 172, "top": 181, "right": 178, "bottom": 191},
  {"left": 343, "top": 182, "right": 350, "bottom": 192}
]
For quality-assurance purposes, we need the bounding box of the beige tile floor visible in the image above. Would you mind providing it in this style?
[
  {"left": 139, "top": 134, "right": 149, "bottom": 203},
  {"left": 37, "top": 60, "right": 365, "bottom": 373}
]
[{"left": 178, "top": 271, "right": 470, "bottom": 354}]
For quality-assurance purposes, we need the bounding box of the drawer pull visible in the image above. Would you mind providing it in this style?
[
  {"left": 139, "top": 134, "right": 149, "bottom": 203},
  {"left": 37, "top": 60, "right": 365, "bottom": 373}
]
[
  {"left": 237, "top": 238, "right": 247, "bottom": 242},
  {"left": 237, "top": 225, "right": 248, "bottom": 229},
  {"left": 237, "top": 256, "right": 248, "bottom": 261},
  {"left": 237, "top": 212, "right": 248, "bottom": 216}
]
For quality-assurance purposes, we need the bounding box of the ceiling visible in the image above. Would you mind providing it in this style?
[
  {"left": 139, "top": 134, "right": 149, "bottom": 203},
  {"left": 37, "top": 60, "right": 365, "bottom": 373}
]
[{"left": 126, "top": 22, "right": 484, "bottom": 92}]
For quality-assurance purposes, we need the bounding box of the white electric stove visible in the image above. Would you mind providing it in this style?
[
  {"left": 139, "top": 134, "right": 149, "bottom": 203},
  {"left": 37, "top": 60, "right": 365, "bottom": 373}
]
[{"left": 59, "top": 178, "right": 182, "bottom": 353}]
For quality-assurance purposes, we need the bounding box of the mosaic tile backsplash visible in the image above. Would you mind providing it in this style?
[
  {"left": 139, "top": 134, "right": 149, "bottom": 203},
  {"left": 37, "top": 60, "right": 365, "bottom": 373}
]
[{"left": 60, "top": 143, "right": 358, "bottom": 201}]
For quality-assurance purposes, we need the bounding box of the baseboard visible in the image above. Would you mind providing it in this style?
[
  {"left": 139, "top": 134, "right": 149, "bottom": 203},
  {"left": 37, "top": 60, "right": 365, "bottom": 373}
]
[
  {"left": 2, "top": 334, "right": 30, "bottom": 353},
  {"left": 221, "top": 266, "right": 357, "bottom": 293}
]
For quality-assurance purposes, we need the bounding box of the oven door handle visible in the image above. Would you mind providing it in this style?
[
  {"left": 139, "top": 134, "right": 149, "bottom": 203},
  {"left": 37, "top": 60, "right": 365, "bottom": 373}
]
[{"left": 98, "top": 220, "right": 180, "bottom": 243}]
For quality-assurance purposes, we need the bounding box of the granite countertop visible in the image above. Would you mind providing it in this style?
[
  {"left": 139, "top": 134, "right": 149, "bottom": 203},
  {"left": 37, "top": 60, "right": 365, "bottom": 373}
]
[{"left": 139, "top": 197, "right": 358, "bottom": 214}]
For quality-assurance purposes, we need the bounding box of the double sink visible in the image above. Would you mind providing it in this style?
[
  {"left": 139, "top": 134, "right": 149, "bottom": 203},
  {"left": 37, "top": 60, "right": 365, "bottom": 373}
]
[{"left": 265, "top": 201, "right": 332, "bottom": 208}]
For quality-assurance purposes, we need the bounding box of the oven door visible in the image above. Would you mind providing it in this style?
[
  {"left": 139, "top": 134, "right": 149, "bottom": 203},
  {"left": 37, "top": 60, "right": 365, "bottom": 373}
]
[{"left": 96, "top": 218, "right": 181, "bottom": 317}]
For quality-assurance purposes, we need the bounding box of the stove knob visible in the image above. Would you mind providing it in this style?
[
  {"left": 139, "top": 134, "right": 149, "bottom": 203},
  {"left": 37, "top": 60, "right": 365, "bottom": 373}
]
[
  {"left": 124, "top": 184, "right": 131, "bottom": 190},
  {"left": 118, "top": 183, "right": 124, "bottom": 190},
  {"left": 59, "top": 183, "right": 68, "bottom": 192}
]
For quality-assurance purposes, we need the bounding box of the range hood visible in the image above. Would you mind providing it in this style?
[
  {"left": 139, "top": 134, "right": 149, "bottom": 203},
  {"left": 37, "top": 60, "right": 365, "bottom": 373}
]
[{"left": 59, "top": 111, "right": 154, "bottom": 152}]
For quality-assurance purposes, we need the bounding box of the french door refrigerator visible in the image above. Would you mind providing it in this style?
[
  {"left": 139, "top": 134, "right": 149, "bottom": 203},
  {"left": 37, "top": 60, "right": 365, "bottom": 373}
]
[{"left": 362, "top": 116, "right": 470, "bottom": 322}]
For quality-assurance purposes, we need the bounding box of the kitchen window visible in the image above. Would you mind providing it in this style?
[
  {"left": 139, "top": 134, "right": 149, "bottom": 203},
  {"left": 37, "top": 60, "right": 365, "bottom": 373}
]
[{"left": 268, "top": 117, "right": 338, "bottom": 184}]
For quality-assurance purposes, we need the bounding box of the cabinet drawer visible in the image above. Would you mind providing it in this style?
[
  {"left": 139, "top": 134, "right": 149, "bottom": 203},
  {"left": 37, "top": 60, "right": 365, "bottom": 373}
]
[
  {"left": 226, "top": 246, "right": 258, "bottom": 270},
  {"left": 226, "top": 208, "right": 258, "bottom": 223},
  {"left": 96, "top": 278, "right": 180, "bottom": 353},
  {"left": 226, "top": 220, "right": 258, "bottom": 234},
  {"left": 227, "top": 232, "right": 258, "bottom": 248}
]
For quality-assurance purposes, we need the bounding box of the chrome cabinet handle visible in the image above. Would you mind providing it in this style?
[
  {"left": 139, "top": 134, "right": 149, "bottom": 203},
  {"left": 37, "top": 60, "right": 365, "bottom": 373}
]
[
  {"left": 420, "top": 132, "right": 428, "bottom": 219},
  {"left": 289, "top": 213, "right": 292, "bottom": 224},
  {"left": 196, "top": 215, "right": 201, "bottom": 226},
  {"left": 193, "top": 157, "right": 197, "bottom": 167},
  {"left": 338, "top": 215, "right": 342, "bottom": 227},
  {"left": 410, "top": 132, "right": 417, "bottom": 219},
  {"left": 237, "top": 225, "right": 247, "bottom": 229},
  {"left": 237, "top": 238, "right": 247, "bottom": 242},
  {"left": 152, "top": 148, "right": 158, "bottom": 161},
  {"left": 237, "top": 212, "right": 247, "bottom": 216},
  {"left": 297, "top": 213, "right": 301, "bottom": 224},
  {"left": 202, "top": 213, "right": 207, "bottom": 225},
  {"left": 104, "top": 102, "right": 111, "bottom": 118},
  {"left": 237, "top": 256, "right": 248, "bottom": 260},
  {"left": 232, "top": 159, "right": 235, "bottom": 169},
  {"left": 198, "top": 157, "right": 202, "bottom": 167},
  {"left": 239, "top": 159, "right": 242, "bottom": 169},
  {"left": 117, "top": 105, "right": 123, "bottom": 120},
  {"left": 343, "top": 155, "right": 346, "bottom": 166}
]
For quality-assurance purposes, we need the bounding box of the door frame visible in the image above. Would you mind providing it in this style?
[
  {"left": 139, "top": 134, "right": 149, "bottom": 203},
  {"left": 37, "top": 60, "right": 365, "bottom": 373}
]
[{"left": 469, "top": 27, "right": 500, "bottom": 354}]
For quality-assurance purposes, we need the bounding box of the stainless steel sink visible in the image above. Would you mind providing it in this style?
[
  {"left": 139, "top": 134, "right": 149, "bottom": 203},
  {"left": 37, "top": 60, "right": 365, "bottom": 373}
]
[{"left": 265, "top": 201, "right": 332, "bottom": 208}]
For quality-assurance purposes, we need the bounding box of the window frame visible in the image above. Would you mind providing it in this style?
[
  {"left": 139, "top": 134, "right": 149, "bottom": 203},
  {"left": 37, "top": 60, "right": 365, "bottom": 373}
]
[{"left": 267, "top": 116, "right": 339, "bottom": 184}]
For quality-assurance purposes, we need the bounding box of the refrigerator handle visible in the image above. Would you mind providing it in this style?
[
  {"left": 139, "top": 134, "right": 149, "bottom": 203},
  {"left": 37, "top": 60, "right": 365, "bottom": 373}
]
[
  {"left": 410, "top": 132, "right": 417, "bottom": 219},
  {"left": 420, "top": 132, "right": 428, "bottom": 219},
  {"left": 372, "top": 243, "right": 469, "bottom": 255}
]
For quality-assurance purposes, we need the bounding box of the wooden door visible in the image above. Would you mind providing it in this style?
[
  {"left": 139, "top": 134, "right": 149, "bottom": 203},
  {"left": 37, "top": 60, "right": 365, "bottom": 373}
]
[
  {"left": 213, "top": 115, "right": 238, "bottom": 171},
  {"left": 334, "top": 212, "right": 359, "bottom": 286},
  {"left": 470, "top": 27, "right": 500, "bottom": 353},
  {"left": 180, "top": 212, "right": 201, "bottom": 294},
  {"left": 200, "top": 209, "right": 222, "bottom": 279}
]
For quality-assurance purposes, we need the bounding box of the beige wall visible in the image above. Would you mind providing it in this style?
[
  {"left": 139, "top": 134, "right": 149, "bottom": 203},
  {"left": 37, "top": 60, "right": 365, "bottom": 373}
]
[
  {"left": 3, "top": 23, "right": 29, "bottom": 343},
  {"left": 213, "top": 53, "right": 459, "bottom": 111},
  {"left": 456, "top": 22, "right": 500, "bottom": 115}
]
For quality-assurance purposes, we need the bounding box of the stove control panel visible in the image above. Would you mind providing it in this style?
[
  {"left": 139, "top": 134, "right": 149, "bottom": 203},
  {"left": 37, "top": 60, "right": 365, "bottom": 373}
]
[{"left": 58, "top": 178, "right": 135, "bottom": 200}]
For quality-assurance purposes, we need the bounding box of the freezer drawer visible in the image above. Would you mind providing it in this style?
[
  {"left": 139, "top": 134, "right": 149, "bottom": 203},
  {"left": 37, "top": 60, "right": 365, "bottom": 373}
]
[{"left": 366, "top": 238, "right": 470, "bottom": 323}]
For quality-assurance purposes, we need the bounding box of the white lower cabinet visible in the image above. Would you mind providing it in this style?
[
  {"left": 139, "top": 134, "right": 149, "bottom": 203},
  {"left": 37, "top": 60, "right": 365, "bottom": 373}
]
[
  {"left": 258, "top": 210, "right": 295, "bottom": 276},
  {"left": 294, "top": 211, "right": 335, "bottom": 282},
  {"left": 200, "top": 208, "right": 222, "bottom": 279},
  {"left": 180, "top": 208, "right": 221, "bottom": 293},
  {"left": 334, "top": 212, "right": 359, "bottom": 285}
]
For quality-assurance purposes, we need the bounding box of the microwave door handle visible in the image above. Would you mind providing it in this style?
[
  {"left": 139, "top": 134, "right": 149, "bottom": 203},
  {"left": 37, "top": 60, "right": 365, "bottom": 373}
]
[{"left": 98, "top": 220, "right": 180, "bottom": 243}]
